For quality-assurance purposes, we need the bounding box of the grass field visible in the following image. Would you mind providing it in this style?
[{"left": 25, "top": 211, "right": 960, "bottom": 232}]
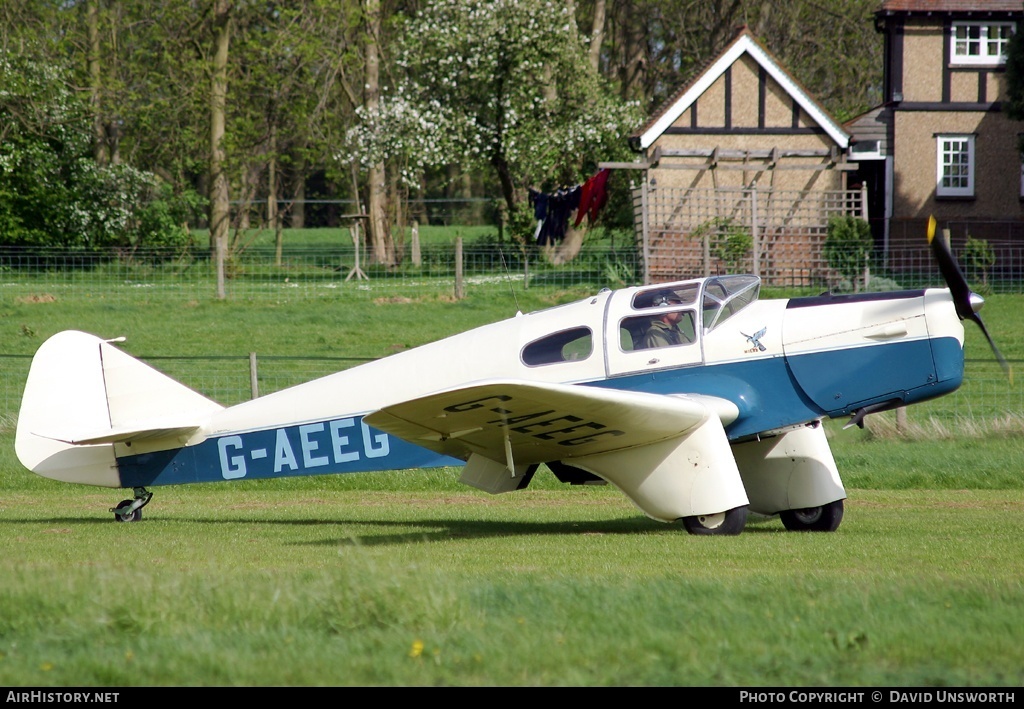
[{"left": 0, "top": 277, "right": 1022, "bottom": 687}]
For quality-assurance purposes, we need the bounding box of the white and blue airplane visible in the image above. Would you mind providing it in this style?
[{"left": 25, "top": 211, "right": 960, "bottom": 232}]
[{"left": 14, "top": 219, "right": 1006, "bottom": 534}]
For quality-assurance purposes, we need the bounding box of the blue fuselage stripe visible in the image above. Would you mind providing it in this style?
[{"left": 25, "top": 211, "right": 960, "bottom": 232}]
[{"left": 115, "top": 337, "right": 963, "bottom": 487}]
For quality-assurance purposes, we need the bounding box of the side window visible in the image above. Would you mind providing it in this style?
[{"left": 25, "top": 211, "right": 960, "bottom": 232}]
[
  {"left": 521, "top": 327, "right": 593, "bottom": 366},
  {"left": 621, "top": 310, "right": 696, "bottom": 351}
]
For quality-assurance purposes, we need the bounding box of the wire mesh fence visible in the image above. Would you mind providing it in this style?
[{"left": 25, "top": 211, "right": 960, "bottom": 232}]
[
  {"left": 3, "top": 235, "right": 1024, "bottom": 307},
  {"left": 0, "top": 242, "right": 644, "bottom": 305}
]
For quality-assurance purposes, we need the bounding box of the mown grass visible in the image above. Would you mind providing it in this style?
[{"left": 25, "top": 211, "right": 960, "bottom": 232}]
[
  {"left": 0, "top": 474, "right": 1022, "bottom": 686},
  {"left": 0, "top": 277, "right": 1022, "bottom": 686}
]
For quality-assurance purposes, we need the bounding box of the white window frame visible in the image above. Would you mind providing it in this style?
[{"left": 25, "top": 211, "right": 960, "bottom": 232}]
[
  {"left": 936, "top": 135, "right": 975, "bottom": 198},
  {"left": 950, "top": 22, "right": 1015, "bottom": 66}
]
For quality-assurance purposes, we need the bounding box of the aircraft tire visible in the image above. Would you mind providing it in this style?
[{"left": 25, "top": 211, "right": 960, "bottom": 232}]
[
  {"left": 779, "top": 500, "right": 844, "bottom": 532},
  {"left": 681, "top": 505, "right": 748, "bottom": 535},
  {"left": 113, "top": 499, "right": 142, "bottom": 523}
]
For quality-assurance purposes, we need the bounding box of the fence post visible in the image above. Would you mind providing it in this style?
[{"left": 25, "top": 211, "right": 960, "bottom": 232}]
[
  {"left": 641, "top": 174, "right": 651, "bottom": 285},
  {"left": 249, "top": 352, "right": 259, "bottom": 399},
  {"left": 411, "top": 220, "right": 421, "bottom": 267},
  {"left": 216, "top": 235, "right": 226, "bottom": 300},
  {"left": 454, "top": 237, "right": 464, "bottom": 299},
  {"left": 750, "top": 182, "right": 760, "bottom": 279},
  {"left": 702, "top": 227, "right": 711, "bottom": 277}
]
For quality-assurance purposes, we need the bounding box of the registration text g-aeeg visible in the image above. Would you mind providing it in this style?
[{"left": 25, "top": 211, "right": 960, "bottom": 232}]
[{"left": 217, "top": 417, "right": 390, "bottom": 480}]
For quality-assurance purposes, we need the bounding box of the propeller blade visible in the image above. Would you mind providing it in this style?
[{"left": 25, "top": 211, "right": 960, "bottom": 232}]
[
  {"left": 969, "top": 312, "right": 1012, "bottom": 382},
  {"left": 927, "top": 216, "right": 1011, "bottom": 380},
  {"left": 927, "top": 216, "right": 973, "bottom": 320}
]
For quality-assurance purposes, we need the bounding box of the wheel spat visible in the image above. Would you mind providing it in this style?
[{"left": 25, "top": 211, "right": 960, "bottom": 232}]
[{"left": 927, "top": 216, "right": 1010, "bottom": 379}]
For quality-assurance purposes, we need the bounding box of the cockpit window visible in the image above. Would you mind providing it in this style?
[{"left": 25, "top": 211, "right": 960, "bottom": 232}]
[
  {"left": 702, "top": 275, "right": 760, "bottom": 331},
  {"left": 632, "top": 283, "right": 700, "bottom": 309},
  {"left": 621, "top": 310, "right": 697, "bottom": 351},
  {"left": 522, "top": 327, "right": 593, "bottom": 366}
]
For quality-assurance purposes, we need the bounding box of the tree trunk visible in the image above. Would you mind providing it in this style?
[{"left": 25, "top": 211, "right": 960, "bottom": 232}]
[
  {"left": 492, "top": 152, "right": 517, "bottom": 216},
  {"left": 86, "top": 0, "right": 109, "bottom": 166},
  {"left": 210, "top": 0, "right": 233, "bottom": 299},
  {"left": 363, "top": 0, "right": 395, "bottom": 266},
  {"left": 588, "top": 0, "right": 606, "bottom": 73},
  {"left": 289, "top": 157, "right": 305, "bottom": 228},
  {"left": 268, "top": 128, "right": 281, "bottom": 266},
  {"left": 543, "top": 226, "right": 586, "bottom": 265}
]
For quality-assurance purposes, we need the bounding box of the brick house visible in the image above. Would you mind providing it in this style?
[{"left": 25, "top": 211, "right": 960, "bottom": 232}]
[
  {"left": 620, "top": 26, "right": 864, "bottom": 286},
  {"left": 848, "top": 0, "right": 1024, "bottom": 278}
]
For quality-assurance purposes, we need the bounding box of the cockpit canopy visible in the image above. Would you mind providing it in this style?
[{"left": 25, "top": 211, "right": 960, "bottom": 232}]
[
  {"left": 518, "top": 275, "right": 762, "bottom": 367},
  {"left": 630, "top": 275, "right": 760, "bottom": 332}
]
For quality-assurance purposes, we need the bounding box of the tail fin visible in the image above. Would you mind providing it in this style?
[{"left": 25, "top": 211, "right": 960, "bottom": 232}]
[{"left": 16, "top": 331, "right": 224, "bottom": 487}]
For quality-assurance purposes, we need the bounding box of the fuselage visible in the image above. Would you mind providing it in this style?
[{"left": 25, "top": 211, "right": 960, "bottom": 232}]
[{"left": 112, "top": 275, "right": 965, "bottom": 488}]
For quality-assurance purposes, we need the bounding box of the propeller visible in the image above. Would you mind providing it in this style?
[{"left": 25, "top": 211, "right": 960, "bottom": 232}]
[{"left": 927, "top": 216, "right": 1011, "bottom": 380}]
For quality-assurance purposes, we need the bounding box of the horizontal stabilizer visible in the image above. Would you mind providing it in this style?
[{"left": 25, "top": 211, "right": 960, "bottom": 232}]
[
  {"left": 16, "top": 330, "right": 223, "bottom": 487},
  {"left": 49, "top": 419, "right": 205, "bottom": 446}
]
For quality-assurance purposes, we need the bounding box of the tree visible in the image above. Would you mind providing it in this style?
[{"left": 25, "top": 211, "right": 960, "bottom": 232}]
[
  {"left": 750, "top": 0, "right": 883, "bottom": 121},
  {"left": 351, "top": 0, "right": 640, "bottom": 251},
  {"left": 362, "top": 0, "right": 393, "bottom": 266},
  {"left": 0, "top": 48, "right": 197, "bottom": 251}
]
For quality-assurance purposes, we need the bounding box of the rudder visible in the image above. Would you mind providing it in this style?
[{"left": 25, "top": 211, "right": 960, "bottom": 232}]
[{"left": 16, "top": 331, "right": 223, "bottom": 487}]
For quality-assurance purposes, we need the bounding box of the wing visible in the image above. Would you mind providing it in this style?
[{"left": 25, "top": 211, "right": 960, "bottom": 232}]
[{"left": 363, "top": 379, "right": 735, "bottom": 467}]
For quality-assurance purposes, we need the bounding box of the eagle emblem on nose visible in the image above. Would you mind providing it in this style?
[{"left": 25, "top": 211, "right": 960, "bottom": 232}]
[{"left": 742, "top": 327, "right": 767, "bottom": 351}]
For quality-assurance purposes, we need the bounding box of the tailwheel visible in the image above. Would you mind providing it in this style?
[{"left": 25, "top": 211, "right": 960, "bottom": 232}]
[
  {"left": 111, "top": 487, "right": 153, "bottom": 523},
  {"left": 681, "top": 505, "right": 748, "bottom": 536},
  {"left": 780, "top": 499, "right": 844, "bottom": 532}
]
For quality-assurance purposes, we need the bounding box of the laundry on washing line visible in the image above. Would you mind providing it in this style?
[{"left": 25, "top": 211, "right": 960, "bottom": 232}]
[
  {"left": 574, "top": 168, "right": 610, "bottom": 228},
  {"left": 528, "top": 168, "right": 611, "bottom": 245},
  {"left": 529, "top": 185, "right": 579, "bottom": 245}
]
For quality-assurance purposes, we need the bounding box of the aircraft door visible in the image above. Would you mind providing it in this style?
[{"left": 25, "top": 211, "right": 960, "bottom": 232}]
[{"left": 604, "top": 286, "right": 704, "bottom": 377}]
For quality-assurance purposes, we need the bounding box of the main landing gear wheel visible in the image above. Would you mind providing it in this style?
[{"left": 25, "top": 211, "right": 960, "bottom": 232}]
[
  {"left": 681, "top": 505, "right": 748, "bottom": 536},
  {"left": 111, "top": 487, "right": 154, "bottom": 523},
  {"left": 779, "top": 499, "right": 844, "bottom": 532}
]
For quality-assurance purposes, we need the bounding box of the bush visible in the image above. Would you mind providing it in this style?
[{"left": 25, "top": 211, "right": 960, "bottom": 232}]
[
  {"left": 963, "top": 235, "right": 995, "bottom": 290},
  {"left": 824, "top": 216, "right": 872, "bottom": 290},
  {"left": 692, "top": 217, "right": 752, "bottom": 272},
  {"left": 0, "top": 50, "right": 197, "bottom": 256}
]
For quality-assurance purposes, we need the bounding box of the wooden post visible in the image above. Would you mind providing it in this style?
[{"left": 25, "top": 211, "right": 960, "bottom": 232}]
[
  {"left": 216, "top": 233, "right": 226, "bottom": 300},
  {"left": 702, "top": 225, "right": 711, "bottom": 277},
  {"left": 861, "top": 182, "right": 870, "bottom": 290},
  {"left": 750, "top": 182, "right": 760, "bottom": 279},
  {"left": 641, "top": 174, "right": 651, "bottom": 285},
  {"left": 455, "top": 237, "right": 464, "bottom": 299},
  {"left": 411, "top": 220, "right": 421, "bottom": 267},
  {"left": 249, "top": 352, "right": 259, "bottom": 399},
  {"left": 346, "top": 220, "right": 368, "bottom": 281}
]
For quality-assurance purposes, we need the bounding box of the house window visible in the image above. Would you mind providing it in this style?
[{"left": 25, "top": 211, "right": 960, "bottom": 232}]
[
  {"left": 936, "top": 135, "right": 974, "bottom": 198},
  {"left": 951, "top": 22, "right": 1015, "bottom": 65}
]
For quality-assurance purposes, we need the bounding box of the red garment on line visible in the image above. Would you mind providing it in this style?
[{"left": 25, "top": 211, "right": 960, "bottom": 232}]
[{"left": 574, "top": 168, "right": 610, "bottom": 227}]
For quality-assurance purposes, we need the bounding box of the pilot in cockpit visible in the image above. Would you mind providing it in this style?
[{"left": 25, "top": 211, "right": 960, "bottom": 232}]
[{"left": 640, "top": 294, "right": 689, "bottom": 348}]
